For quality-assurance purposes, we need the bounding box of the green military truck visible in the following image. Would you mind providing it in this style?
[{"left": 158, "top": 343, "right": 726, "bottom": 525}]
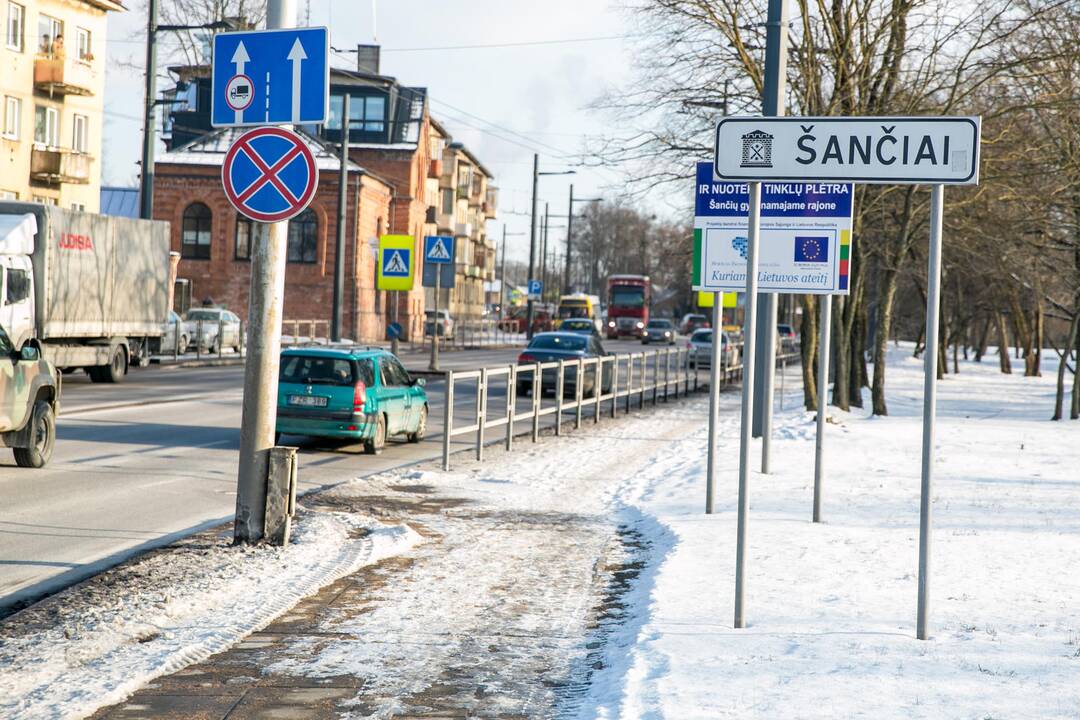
[{"left": 0, "top": 325, "right": 59, "bottom": 467}]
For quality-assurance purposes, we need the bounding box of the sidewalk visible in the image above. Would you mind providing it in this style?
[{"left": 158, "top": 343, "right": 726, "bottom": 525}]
[{"left": 0, "top": 395, "right": 699, "bottom": 720}]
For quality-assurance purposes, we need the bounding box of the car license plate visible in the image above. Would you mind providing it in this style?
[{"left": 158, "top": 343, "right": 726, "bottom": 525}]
[{"left": 288, "top": 395, "right": 328, "bottom": 407}]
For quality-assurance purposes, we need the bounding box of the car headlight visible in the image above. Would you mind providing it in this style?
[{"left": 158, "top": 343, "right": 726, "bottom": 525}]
[
  {"left": 636, "top": 321, "right": 644, "bottom": 329},
  {"left": 643, "top": 331, "right": 649, "bottom": 336},
  {"left": 608, "top": 321, "right": 615, "bottom": 327},
  {"left": 664, "top": 331, "right": 671, "bottom": 337}
]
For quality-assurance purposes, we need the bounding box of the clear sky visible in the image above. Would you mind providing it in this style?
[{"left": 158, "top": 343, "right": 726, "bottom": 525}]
[{"left": 102, "top": 0, "right": 637, "bottom": 264}]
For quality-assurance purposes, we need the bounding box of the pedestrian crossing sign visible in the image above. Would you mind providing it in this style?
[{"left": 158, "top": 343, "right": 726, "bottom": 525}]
[
  {"left": 377, "top": 235, "right": 415, "bottom": 290},
  {"left": 424, "top": 235, "right": 454, "bottom": 264}
]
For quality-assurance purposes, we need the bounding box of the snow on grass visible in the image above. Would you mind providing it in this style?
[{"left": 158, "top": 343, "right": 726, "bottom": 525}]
[
  {"left": 579, "top": 344, "right": 1080, "bottom": 719},
  {"left": 0, "top": 509, "right": 421, "bottom": 720}
]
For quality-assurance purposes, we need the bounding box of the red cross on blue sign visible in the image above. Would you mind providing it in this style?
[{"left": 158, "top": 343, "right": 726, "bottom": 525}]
[{"left": 222, "top": 126, "right": 319, "bottom": 223}]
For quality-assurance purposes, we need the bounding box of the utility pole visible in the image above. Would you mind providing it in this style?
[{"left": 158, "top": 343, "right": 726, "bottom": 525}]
[
  {"left": 499, "top": 225, "right": 507, "bottom": 319},
  {"left": 564, "top": 184, "right": 573, "bottom": 293},
  {"left": 541, "top": 202, "right": 549, "bottom": 301},
  {"left": 331, "top": 94, "right": 350, "bottom": 342},
  {"left": 139, "top": 0, "right": 158, "bottom": 220},
  {"left": 526, "top": 154, "right": 539, "bottom": 339},
  {"left": 234, "top": 0, "right": 295, "bottom": 544},
  {"left": 752, "top": 0, "right": 789, "bottom": 441}
]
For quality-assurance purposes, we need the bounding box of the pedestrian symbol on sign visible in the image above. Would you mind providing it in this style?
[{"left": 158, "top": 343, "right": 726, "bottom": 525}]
[
  {"left": 427, "top": 237, "right": 451, "bottom": 261},
  {"left": 383, "top": 249, "right": 410, "bottom": 276}
]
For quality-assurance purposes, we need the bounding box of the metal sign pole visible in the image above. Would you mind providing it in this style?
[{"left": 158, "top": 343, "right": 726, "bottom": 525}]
[
  {"left": 813, "top": 295, "right": 832, "bottom": 523},
  {"left": 705, "top": 293, "right": 722, "bottom": 514},
  {"left": 430, "top": 268, "right": 440, "bottom": 371},
  {"left": 761, "top": 296, "right": 778, "bottom": 472},
  {"left": 734, "top": 181, "right": 762, "bottom": 629},
  {"left": 234, "top": 0, "right": 294, "bottom": 544},
  {"left": 917, "top": 184, "right": 945, "bottom": 640}
]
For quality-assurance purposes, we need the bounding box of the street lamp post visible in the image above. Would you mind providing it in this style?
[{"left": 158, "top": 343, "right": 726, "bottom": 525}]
[
  {"left": 525, "top": 154, "right": 574, "bottom": 339},
  {"left": 563, "top": 185, "right": 602, "bottom": 294}
]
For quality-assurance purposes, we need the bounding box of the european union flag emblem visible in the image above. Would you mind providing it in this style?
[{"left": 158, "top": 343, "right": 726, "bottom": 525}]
[{"left": 794, "top": 236, "right": 829, "bottom": 263}]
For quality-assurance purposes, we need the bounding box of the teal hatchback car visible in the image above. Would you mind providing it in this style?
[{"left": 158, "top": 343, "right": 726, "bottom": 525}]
[{"left": 275, "top": 346, "right": 428, "bottom": 454}]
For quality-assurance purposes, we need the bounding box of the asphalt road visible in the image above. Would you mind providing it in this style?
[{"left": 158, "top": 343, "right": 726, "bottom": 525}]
[{"left": 0, "top": 338, "right": 704, "bottom": 614}]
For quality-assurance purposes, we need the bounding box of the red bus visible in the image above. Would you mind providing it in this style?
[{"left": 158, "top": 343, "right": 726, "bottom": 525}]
[{"left": 605, "top": 275, "right": 650, "bottom": 339}]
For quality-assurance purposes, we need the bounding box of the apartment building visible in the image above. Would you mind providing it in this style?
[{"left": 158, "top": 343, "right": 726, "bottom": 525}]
[
  {"left": 1, "top": 0, "right": 121, "bottom": 209},
  {"left": 434, "top": 141, "right": 497, "bottom": 320}
]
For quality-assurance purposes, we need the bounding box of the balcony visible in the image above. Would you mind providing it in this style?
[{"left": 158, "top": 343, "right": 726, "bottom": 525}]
[
  {"left": 34, "top": 57, "right": 96, "bottom": 97},
  {"left": 31, "top": 147, "right": 92, "bottom": 184},
  {"left": 428, "top": 159, "right": 442, "bottom": 179},
  {"left": 454, "top": 222, "right": 473, "bottom": 238}
]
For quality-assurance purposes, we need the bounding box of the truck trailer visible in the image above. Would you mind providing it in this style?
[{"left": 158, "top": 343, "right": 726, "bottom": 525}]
[{"left": 0, "top": 203, "right": 171, "bottom": 382}]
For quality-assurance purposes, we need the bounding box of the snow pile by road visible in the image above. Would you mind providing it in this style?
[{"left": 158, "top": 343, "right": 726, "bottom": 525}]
[
  {"left": 580, "top": 345, "right": 1080, "bottom": 719},
  {"left": 0, "top": 508, "right": 421, "bottom": 720}
]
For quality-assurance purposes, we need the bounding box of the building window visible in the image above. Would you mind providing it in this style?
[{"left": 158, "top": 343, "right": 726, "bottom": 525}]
[
  {"left": 441, "top": 189, "right": 453, "bottom": 215},
  {"left": 327, "top": 94, "right": 386, "bottom": 133},
  {"left": 287, "top": 208, "right": 317, "bottom": 263},
  {"left": 235, "top": 215, "right": 253, "bottom": 260},
  {"left": 37, "top": 14, "right": 60, "bottom": 57},
  {"left": 0, "top": 190, "right": 16, "bottom": 200},
  {"left": 72, "top": 113, "right": 88, "bottom": 153},
  {"left": 33, "top": 105, "right": 58, "bottom": 146},
  {"left": 6, "top": 2, "right": 23, "bottom": 52},
  {"left": 75, "top": 26, "right": 90, "bottom": 60},
  {"left": 70, "top": 202, "right": 85, "bottom": 211},
  {"left": 32, "top": 194, "right": 56, "bottom": 205},
  {"left": 2, "top": 96, "right": 18, "bottom": 139},
  {"left": 181, "top": 202, "right": 212, "bottom": 259}
]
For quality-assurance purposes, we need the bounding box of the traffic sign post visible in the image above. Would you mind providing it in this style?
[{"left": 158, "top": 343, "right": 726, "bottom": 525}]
[
  {"left": 377, "top": 235, "right": 415, "bottom": 357},
  {"left": 212, "top": 27, "right": 329, "bottom": 127},
  {"left": 424, "top": 236, "right": 455, "bottom": 371},
  {"left": 229, "top": 0, "right": 331, "bottom": 546},
  {"left": 714, "top": 114, "right": 980, "bottom": 638},
  {"left": 222, "top": 126, "right": 318, "bottom": 222}
]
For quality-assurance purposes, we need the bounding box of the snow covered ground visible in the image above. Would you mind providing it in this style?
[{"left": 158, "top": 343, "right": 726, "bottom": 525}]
[
  {"left": 582, "top": 344, "right": 1080, "bottom": 719},
  {"left": 3, "top": 343, "right": 1077, "bottom": 719},
  {"left": 0, "top": 511, "right": 420, "bottom": 719}
]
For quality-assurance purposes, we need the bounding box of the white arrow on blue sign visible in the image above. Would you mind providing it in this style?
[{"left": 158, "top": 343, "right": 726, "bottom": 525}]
[{"left": 211, "top": 27, "right": 329, "bottom": 128}]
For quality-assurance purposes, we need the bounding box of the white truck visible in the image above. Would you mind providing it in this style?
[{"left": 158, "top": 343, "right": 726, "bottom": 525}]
[{"left": 0, "top": 202, "right": 171, "bottom": 383}]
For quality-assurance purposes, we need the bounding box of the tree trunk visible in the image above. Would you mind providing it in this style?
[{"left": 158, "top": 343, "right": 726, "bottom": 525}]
[
  {"left": 1072, "top": 319, "right": 1080, "bottom": 419},
  {"left": 872, "top": 266, "right": 901, "bottom": 415},
  {"left": 974, "top": 314, "right": 991, "bottom": 362},
  {"left": 1032, "top": 301, "right": 1043, "bottom": 377},
  {"left": 801, "top": 294, "right": 819, "bottom": 411},
  {"left": 1052, "top": 313, "right": 1079, "bottom": 420},
  {"left": 832, "top": 296, "right": 851, "bottom": 410},
  {"left": 996, "top": 312, "right": 1012, "bottom": 374}
]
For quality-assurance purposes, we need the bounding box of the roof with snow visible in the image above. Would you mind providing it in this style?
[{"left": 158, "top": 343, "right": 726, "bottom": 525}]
[{"left": 156, "top": 128, "right": 366, "bottom": 174}]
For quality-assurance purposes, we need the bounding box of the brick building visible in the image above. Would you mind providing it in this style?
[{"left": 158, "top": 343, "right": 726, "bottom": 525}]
[
  {"left": 153, "top": 128, "right": 391, "bottom": 341},
  {"left": 158, "top": 46, "right": 497, "bottom": 340}
]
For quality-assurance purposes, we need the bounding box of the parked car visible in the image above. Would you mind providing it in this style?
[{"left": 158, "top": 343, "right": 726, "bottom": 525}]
[
  {"left": 557, "top": 317, "right": 603, "bottom": 341},
  {"left": 778, "top": 323, "right": 799, "bottom": 350},
  {"left": 516, "top": 332, "right": 612, "bottom": 398},
  {"left": 159, "top": 311, "right": 192, "bottom": 355},
  {"left": 185, "top": 308, "right": 242, "bottom": 353},
  {"left": 424, "top": 309, "right": 455, "bottom": 340},
  {"left": 642, "top": 318, "right": 677, "bottom": 345},
  {"left": 275, "top": 346, "right": 428, "bottom": 454},
  {"left": 687, "top": 328, "right": 739, "bottom": 369},
  {"left": 0, "top": 325, "right": 60, "bottom": 467},
  {"left": 679, "top": 313, "right": 711, "bottom": 335}
]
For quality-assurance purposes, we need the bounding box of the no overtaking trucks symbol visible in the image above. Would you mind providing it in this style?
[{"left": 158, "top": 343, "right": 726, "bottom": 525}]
[{"left": 222, "top": 126, "right": 319, "bottom": 223}]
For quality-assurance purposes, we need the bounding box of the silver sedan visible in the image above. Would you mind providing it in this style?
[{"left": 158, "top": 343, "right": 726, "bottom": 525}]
[{"left": 687, "top": 328, "right": 739, "bottom": 369}]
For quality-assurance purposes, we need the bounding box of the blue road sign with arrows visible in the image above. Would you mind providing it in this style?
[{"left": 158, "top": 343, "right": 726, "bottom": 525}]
[{"left": 211, "top": 27, "right": 329, "bottom": 128}]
